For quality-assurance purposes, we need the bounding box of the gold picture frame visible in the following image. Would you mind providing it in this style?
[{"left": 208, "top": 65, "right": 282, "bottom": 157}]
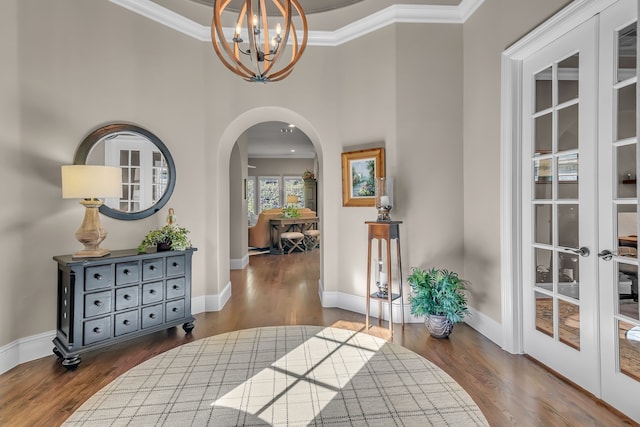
[{"left": 341, "top": 147, "right": 385, "bottom": 207}]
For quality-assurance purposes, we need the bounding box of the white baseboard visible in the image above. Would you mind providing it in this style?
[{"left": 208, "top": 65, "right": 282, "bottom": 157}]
[
  {"left": 321, "top": 290, "right": 503, "bottom": 346},
  {"left": 0, "top": 330, "right": 56, "bottom": 375},
  {"left": 230, "top": 254, "right": 249, "bottom": 270},
  {"left": 321, "top": 290, "right": 414, "bottom": 323},
  {"left": 1, "top": 285, "right": 234, "bottom": 375},
  {"left": 191, "top": 281, "right": 232, "bottom": 313},
  {"left": 463, "top": 305, "right": 503, "bottom": 347}
]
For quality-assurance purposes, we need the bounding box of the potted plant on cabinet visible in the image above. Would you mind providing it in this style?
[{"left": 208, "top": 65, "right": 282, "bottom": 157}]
[
  {"left": 407, "top": 267, "right": 469, "bottom": 338},
  {"left": 137, "top": 225, "right": 191, "bottom": 253}
]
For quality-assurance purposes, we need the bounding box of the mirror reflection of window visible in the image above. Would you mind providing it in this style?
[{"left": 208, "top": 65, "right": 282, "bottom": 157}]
[
  {"left": 152, "top": 152, "right": 168, "bottom": 201},
  {"left": 86, "top": 132, "right": 168, "bottom": 213}
]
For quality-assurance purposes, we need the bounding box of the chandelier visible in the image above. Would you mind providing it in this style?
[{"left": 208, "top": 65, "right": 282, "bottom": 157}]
[{"left": 211, "top": 0, "right": 308, "bottom": 83}]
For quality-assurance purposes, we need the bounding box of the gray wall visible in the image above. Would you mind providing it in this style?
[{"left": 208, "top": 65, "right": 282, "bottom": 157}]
[
  {"left": 396, "top": 23, "right": 464, "bottom": 276},
  {"left": 0, "top": 0, "right": 576, "bottom": 349},
  {"left": 0, "top": 0, "right": 21, "bottom": 345},
  {"left": 463, "top": 0, "right": 573, "bottom": 321},
  {"left": 229, "top": 136, "right": 248, "bottom": 261}
]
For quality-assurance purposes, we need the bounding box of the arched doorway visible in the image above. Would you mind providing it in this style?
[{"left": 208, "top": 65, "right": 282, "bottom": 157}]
[
  {"left": 214, "top": 106, "right": 324, "bottom": 305},
  {"left": 229, "top": 120, "right": 317, "bottom": 268}
]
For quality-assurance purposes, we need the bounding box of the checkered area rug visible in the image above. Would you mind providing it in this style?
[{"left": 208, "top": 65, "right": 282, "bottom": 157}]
[{"left": 63, "top": 326, "right": 488, "bottom": 426}]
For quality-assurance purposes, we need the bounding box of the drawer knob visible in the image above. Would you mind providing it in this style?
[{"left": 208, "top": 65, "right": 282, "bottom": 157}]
[
  {"left": 149, "top": 265, "right": 156, "bottom": 271},
  {"left": 124, "top": 294, "right": 131, "bottom": 300},
  {"left": 94, "top": 273, "right": 102, "bottom": 280},
  {"left": 172, "top": 307, "right": 179, "bottom": 312},
  {"left": 173, "top": 285, "right": 180, "bottom": 290},
  {"left": 150, "top": 289, "right": 156, "bottom": 295},
  {"left": 123, "top": 320, "right": 130, "bottom": 326},
  {"left": 93, "top": 327, "right": 102, "bottom": 334},
  {"left": 124, "top": 269, "right": 131, "bottom": 275},
  {"left": 172, "top": 262, "right": 179, "bottom": 267},
  {"left": 149, "top": 313, "right": 156, "bottom": 319},
  {"left": 94, "top": 300, "right": 103, "bottom": 307}
]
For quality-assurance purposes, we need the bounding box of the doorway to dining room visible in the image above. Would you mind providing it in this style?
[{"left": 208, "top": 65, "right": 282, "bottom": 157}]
[{"left": 225, "top": 111, "right": 323, "bottom": 302}]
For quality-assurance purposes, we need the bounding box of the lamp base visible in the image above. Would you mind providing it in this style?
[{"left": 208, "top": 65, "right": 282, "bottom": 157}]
[
  {"left": 72, "top": 199, "right": 111, "bottom": 259},
  {"left": 72, "top": 248, "right": 111, "bottom": 259}
]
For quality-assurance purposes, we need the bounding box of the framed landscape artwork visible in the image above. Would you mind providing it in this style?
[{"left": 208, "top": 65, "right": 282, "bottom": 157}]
[{"left": 341, "top": 147, "right": 385, "bottom": 207}]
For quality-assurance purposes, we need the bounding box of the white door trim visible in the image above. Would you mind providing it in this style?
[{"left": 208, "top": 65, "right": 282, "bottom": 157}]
[{"left": 501, "top": 0, "right": 619, "bottom": 354}]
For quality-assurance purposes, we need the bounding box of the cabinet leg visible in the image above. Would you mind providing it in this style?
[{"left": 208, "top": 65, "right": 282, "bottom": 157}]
[
  {"left": 52, "top": 347, "right": 63, "bottom": 359},
  {"left": 182, "top": 322, "right": 195, "bottom": 334},
  {"left": 62, "top": 355, "right": 81, "bottom": 371}
]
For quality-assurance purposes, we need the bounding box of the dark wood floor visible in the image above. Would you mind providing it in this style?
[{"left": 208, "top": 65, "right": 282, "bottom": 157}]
[{"left": 0, "top": 250, "right": 637, "bottom": 426}]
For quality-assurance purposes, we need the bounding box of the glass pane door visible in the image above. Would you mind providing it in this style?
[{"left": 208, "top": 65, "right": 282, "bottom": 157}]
[
  {"left": 598, "top": 0, "right": 640, "bottom": 417},
  {"left": 522, "top": 17, "right": 599, "bottom": 395},
  {"left": 531, "top": 53, "right": 582, "bottom": 350}
]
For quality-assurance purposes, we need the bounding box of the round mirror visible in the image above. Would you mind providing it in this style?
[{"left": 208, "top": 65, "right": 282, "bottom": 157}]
[{"left": 74, "top": 123, "right": 176, "bottom": 220}]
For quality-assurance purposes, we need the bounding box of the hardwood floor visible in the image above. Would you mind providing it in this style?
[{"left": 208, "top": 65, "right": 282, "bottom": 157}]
[{"left": 0, "top": 250, "right": 637, "bottom": 426}]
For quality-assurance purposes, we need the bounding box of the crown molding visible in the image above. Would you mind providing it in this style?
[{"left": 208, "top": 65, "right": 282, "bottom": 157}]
[
  {"left": 110, "top": 0, "right": 484, "bottom": 46},
  {"left": 110, "top": 0, "right": 210, "bottom": 41}
]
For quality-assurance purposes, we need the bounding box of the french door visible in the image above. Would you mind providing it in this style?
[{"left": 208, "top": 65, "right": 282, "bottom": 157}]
[
  {"left": 598, "top": 0, "right": 640, "bottom": 418},
  {"left": 522, "top": 17, "right": 599, "bottom": 394},
  {"left": 522, "top": 0, "right": 640, "bottom": 420}
]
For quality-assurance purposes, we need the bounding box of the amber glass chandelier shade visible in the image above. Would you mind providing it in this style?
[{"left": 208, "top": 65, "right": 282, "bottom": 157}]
[{"left": 211, "top": 0, "right": 308, "bottom": 82}]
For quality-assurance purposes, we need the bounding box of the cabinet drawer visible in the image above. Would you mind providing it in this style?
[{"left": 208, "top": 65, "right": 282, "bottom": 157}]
[
  {"left": 166, "top": 255, "right": 185, "bottom": 277},
  {"left": 115, "top": 286, "right": 139, "bottom": 311},
  {"left": 85, "top": 265, "right": 113, "bottom": 291},
  {"left": 84, "top": 317, "right": 111, "bottom": 345},
  {"left": 142, "top": 258, "right": 164, "bottom": 281},
  {"left": 142, "top": 282, "right": 163, "bottom": 305},
  {"left": 116, "top": 262, "right": 139, "bottom": 285},
  {"left": 115, "top": 310, "right": 139, "bottom": 336},
  {"left": 166, "top": 299, "right": 185, "bottom": 322},
  {"left": 141, "top": 304, "right": 163, "bottom": 328},
  {"left": 166, "top": 277, "right": 185, "bottom": 299},
  {"left": 84, "top": 291, "right": 112, "bottom": 318}
]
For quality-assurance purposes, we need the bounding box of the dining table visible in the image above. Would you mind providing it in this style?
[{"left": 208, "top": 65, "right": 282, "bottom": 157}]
[{"left": 269, "top": 217, "right": 319, "bottom": 254}]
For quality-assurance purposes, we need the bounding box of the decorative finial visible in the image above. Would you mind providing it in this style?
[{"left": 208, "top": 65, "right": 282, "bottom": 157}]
[{"left": 166, "top": 208, "right": 177, "bottom": 227}]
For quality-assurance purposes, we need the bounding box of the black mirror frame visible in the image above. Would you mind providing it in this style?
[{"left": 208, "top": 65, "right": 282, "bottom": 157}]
[{"left": 74, "top": 122, "right": 176, "bottom": 221}]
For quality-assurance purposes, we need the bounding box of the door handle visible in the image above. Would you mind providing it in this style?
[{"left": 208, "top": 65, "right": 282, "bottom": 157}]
[
  {"left": 564, "top": 246, "right": 590, "bottom": 257},
  {"left": 598, "top": 249, "right": 616, "bottom": 261}
]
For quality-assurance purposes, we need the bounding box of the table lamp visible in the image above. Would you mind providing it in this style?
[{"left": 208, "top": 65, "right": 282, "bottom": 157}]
[{"left": 61, "top": 165, "right": 122, "bottom": 258}]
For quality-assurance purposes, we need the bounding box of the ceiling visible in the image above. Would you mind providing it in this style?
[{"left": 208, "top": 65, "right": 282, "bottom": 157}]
[{"left": 245, "top": 122, "right": 315, "bottom": 159}]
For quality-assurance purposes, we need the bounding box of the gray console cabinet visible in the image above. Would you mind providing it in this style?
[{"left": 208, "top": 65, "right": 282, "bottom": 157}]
[{"left": 52, "top": 248, "right": 196, "bottom": 370}]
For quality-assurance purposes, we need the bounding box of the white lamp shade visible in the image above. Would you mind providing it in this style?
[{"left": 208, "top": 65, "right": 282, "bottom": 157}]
[{"left": 61, "top": 165, "right": 122, "bottom": 199}]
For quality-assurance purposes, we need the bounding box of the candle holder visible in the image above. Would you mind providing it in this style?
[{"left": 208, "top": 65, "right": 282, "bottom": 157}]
[
  {"left": 375, "top": 259, "right": 389, "bottom": 297},
  {"left": 375, "top": 177, "right": 392, "bottom": 222}
]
